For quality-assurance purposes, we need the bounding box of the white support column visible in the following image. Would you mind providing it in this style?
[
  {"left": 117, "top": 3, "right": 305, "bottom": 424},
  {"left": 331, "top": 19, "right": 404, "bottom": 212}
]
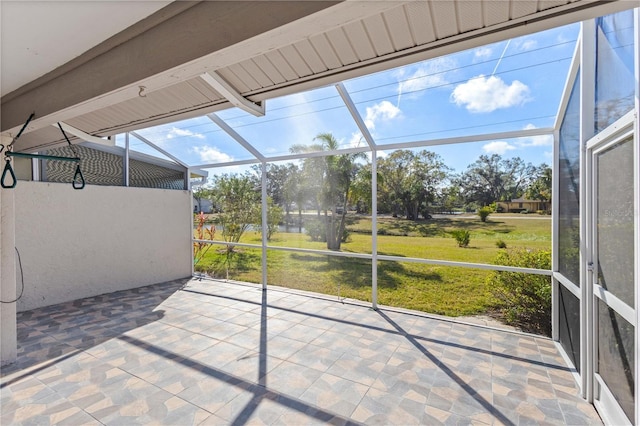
[
  {"left": 124, "top": 133, "right": 130, "bottom": 187},
  {"left": 261, "top": 162, "right": 268, "bottom": 290},
  {"left": 580, "top": 18, "right": 597, "bottom": 402},
  {"left": 188, "top": 167, "right": 195, "bottom": 277},
  {"left": 552, "top": 129, "right": 560, "bottom": 342},
  {"left": 371, "top": 150, "right": 378, "bottom": 310},
  {"left": 0, "top": 185, "right": 17, "bottom": 366},
  {"left": 633, "top": 9, "right": 639, "bottom": 426}
]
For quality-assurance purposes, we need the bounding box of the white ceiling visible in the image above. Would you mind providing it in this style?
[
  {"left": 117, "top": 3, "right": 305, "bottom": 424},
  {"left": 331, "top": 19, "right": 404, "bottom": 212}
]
[
  {"left": 2, "top": 0, "right": 635, "bottom": 151},
  {"left": 0, "top": 0, "right": 171, "bottom": 97}
]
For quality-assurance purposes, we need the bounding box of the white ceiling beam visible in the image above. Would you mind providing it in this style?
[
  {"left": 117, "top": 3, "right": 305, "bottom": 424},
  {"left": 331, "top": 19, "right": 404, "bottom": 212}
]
[
  {"left": 191, "top": 158, "right": 261, "bottom": 170},
  {"left": 129, "top": 131, "right": 188, "bottom": 168},
  {"left": 55, "top": 122, "right": 113, "bottom": 146},
  {"left": 379, "top": 127, "right": 555, "bottom": 152},
  {"left": 335, "top": 82, "right": 376, "bottom": 149},
  {"left": 206, "top": 113, "right": 266, "bottom": 162},
  {"left": 201, "top": 72, "right": 265, "bottom": 117},
  {"left": 266, "top": 145, "right": 371, "bottom": 163}
]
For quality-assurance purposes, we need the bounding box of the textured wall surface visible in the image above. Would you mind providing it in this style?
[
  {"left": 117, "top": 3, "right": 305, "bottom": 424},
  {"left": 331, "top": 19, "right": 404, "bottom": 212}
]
[{"left": 15, "top": 181, "right": 192, "bottom": 311}]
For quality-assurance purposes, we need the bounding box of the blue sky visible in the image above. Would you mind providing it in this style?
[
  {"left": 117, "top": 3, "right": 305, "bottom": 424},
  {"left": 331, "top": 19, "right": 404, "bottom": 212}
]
[{"left": 123, "top": 22, "right": 580, "bottom": 175}]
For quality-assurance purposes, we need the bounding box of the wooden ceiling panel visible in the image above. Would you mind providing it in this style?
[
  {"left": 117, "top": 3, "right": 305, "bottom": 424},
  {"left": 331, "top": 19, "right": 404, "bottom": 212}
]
[
  {"left": 294, "top": 39, "right": 329, "bottom": 73},
  {"left": 405, "top": 1, "right": 437, "bottom": 45},
  {"left": 251, "top": 56, "right": 287, "bottom": 85},
  {"left": 264, "top": 50, "right": 299, "bottom": 81},
  {"left": 483, "top": 0, "right": 511, "bottom": 27},
  {"left": 215, "top": 68, "right": 251, "bottom": 93},
  {"left": 279, "top": 45, "right": 313, "bottom": 77},
  {"left": 430, "top": 0, "right": 459, "bottom": 39},
  {"left": 189, "top": 77, "right": 224, "bottom": 101},
  {"left": 226, "top": 63, "right": 262, "bottom": 92},
  {"left": 342, "top": 21, "right": 377, "bottom": 61},
  {"left": 309, "top": 33, "right": 342, "bottom": 69},
  {"left": 383, "top": 5, "right": 414, "bottom": 51},
  {"left": 326, "top": 27, "right": 359, "bottom": 65},
  {"left": 362, "top": 13, "right": 395, "bottom": 56},
  {"left": 456, "top": 0, "right": 485, "bottom": 33},
  {"left": 511, "top": 0, "right": 542, "bottom": 19},
  {"left": 237, "top": 59, "right": 274, "bottom": 88}
]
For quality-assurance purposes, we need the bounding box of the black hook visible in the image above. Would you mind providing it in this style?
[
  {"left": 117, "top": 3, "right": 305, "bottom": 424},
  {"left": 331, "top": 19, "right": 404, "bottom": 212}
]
[
  {"left": 1, "top": 159, "right": 17, "bottom": 189},
  {"left": 72, "top": 164, "right": 85, "bottom": 190}
]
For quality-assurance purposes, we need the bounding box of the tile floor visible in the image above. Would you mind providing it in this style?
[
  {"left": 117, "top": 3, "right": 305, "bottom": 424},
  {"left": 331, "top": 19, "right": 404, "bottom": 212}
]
[{"left": 1, "top": 278, "right": 602, "bottom": 425}]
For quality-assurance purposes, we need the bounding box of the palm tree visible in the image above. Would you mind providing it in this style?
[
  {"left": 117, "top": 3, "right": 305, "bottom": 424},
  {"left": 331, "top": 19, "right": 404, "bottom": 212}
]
[{"left": 291, "top": 133, "right": 364, "bottom": 250}]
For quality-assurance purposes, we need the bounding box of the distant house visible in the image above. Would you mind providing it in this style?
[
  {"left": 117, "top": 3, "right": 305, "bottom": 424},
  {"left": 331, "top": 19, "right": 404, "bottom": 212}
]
[
  {"left": 193, "top": 197, "right": 213, "bottom": 213},
  {"left": 497, "top": 196, "right": 550, "bottom": 213}
]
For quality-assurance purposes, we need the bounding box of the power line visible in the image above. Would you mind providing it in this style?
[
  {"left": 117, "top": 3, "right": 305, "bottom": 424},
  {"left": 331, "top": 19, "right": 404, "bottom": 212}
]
[{"left": 137, "top": 39, "right": 579, "bottom": 140}]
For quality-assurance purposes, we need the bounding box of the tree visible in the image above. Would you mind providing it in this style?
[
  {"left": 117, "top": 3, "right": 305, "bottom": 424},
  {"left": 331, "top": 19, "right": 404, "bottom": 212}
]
[
  {"left": 526, "top": 164, "right": 552, "bottom": 204},
  {"left": 254, "top": 197, "right": 284, "bottom": 241},
  {"left": 253, "top": 163, "right": 303, "bottom": 227},
  {"left": 458, "top": 154, "right": 535, "bottom": 206},
  {"left": 377, "top": 150, "right": 450, "bottom": 219},
  {"left": 349, "top": 163, "right": 382, "bottom": 214},
  {"left": 211, "top": 173, "right": 260, "bottom": 248},
  {"left": 291, "top": 133, "right": 363, "bottom": 250}
]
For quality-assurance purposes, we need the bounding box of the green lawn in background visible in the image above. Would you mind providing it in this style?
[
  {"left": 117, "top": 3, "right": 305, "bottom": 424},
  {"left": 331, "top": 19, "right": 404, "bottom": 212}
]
[{"left": 194, "top": 214, "right": 551, "bottom": 317}]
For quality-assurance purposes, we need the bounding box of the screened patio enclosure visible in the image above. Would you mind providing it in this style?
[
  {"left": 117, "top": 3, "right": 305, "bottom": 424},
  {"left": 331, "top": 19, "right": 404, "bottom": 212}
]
[
  {"left": 69, "top": 9, "right": 637, "bottom": 425},
  {"left": 1, "top": 3, "right": 638, "bottom": 425}
]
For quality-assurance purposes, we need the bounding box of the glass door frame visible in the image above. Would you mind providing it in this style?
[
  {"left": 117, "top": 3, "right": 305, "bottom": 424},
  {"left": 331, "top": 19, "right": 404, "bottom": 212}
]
[{"left": 586, "top": 111, "right": 637, "bottom": 426}]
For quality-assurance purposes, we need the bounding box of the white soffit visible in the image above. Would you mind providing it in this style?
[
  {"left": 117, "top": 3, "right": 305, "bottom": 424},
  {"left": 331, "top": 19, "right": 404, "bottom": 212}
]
[{"left": 4, "top": 0, "right": 636, "bottom": 152}]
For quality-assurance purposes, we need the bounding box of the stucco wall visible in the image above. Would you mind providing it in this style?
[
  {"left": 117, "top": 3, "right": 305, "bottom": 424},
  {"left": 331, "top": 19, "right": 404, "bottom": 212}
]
[{"left": 15, "top": 181, "right": 192, "bottom": 312}]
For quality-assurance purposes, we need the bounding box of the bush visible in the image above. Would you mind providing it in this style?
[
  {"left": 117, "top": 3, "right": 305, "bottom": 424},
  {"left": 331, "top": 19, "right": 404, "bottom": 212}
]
[
  {"left": 477, "top": 207, "right": 492, "bottom": 222},
  {"left": 495, "top": 239, "right": 507, "bottom": 249},
  {"left": 305, "top": 218, "right": 326, "bottom": 242},
  {"left": 451, "top": 229, "right": 470, "bottom": 247},
  {"left": 520, "top": 209, "right": 529, "bottom": 214},
  {"left": 488, "top": 248, "right": 551, "bottom": 336}
]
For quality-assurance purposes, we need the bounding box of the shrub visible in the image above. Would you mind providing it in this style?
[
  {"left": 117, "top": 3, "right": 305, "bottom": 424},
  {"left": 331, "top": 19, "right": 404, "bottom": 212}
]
[
  {"left": 451, "top": 229, "right": 470, "bottom": 247},
  {"left": 520, "top": 209, "right": 529, "bottom": 214},
  {"left": 495, "top": 239, "right": 507, "bottom": 249},
  {"left": 477, "top": 207, "right": 492, "bottom": 222},
  {"left": 488, "top": 248, "right": 551, "bottom": 336},
  {"left": 305, "top": 218, "right": 326, "bottom": 242}
]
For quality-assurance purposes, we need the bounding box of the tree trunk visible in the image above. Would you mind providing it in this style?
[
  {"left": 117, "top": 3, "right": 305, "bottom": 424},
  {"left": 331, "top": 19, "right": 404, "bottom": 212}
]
[{"left": 333, "top": 188, "right": 350, "bottom": 251}]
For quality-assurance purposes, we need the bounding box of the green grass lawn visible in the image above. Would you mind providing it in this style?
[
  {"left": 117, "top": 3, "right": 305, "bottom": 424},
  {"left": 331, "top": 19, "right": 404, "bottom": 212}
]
[{"left": 194, "top": 214, "right": 551, "bottom": 317}]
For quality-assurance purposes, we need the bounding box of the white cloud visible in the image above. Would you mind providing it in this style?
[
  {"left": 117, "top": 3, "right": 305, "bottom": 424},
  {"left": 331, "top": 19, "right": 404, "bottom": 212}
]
[
  {"left": 483, "top": 141, "right": 516, "bottom": 155},
  {"left": 395, "top": 57, "right": 456, "bottom": 105},
  {"left": 166, "top": 126, "right": 205, "bottom": 140},
  {"left": 344, "top": 132, "right": 365, "bottom": 148},
  {"left": 514, "top": 39, "right": 538, "bottom": 51},
  {"left": 364, "top": 101, "right": 401, "bottom": 130},
  {"left": 474, "top": 46, "right": 493, "bottom": 60},
  {"left": 516, "top": 124, "right": 553, "bottom": 147},
  {"left": 192, "top": 145, "right": 233, "bottom": 163},
  {"left": 450, "top": 75, "right": 530, "bottom": 113}
]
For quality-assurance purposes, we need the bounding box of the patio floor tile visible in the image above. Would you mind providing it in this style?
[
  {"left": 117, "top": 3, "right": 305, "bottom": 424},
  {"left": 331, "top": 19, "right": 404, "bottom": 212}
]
[{"left": 1, "top": 277, "right": 603, "bottom": 425}]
